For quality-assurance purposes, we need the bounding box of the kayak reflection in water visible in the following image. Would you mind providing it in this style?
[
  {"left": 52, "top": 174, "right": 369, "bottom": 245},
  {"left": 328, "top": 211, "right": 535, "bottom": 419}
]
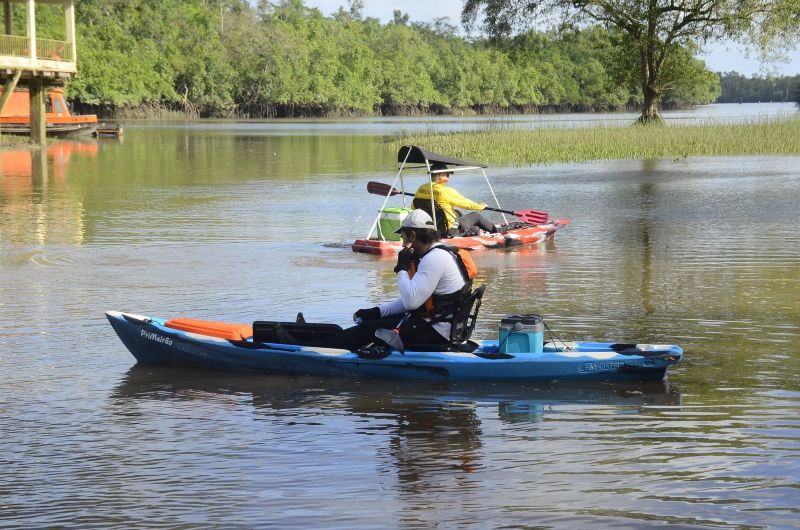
[
  {"left": 318, "top": 209, "right": 479, "bottom": 354},
  {"left": 377, "top": 398, "right": 484, "bottom": 486},
  {"left": 413, "top": 162, "right": 499, "bottom": 236}
]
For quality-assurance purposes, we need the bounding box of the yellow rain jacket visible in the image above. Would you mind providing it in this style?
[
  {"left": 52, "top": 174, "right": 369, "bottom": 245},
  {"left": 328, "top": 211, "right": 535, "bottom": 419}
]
[{"left": 413, "top": 182, "right": 485, "bottom": 231}]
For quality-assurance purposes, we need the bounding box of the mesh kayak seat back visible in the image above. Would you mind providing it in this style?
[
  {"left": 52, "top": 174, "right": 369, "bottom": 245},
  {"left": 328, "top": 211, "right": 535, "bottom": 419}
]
[
  {"left": 412, "top": 197, "right": 449, "bottom": 237},
  {"left": 406, "top": 284, "right": 486, "bottom": 353}
]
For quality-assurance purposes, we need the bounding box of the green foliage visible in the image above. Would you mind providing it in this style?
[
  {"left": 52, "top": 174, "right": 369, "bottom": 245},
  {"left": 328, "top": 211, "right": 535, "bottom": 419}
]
[
  {"left": 661, "top": 44, "right": 722, "bottom": 107},
  {"left": 718, "top": 72, "right": 800, "bottom": 103},
  {"left": 67, "top": 3, "right": 178, "bottom": 107},
  {"left": 461, "top": 0, "right": 800, "bottom": 123},
  {"left": 63, "top": 0, "right": 234, "bottom": 114},
  {"left": 54, "top": 0, "right": 724, "bottom": 117}
]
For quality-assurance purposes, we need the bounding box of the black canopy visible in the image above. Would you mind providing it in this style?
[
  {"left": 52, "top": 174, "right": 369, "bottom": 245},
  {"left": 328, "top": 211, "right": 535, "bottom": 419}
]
[{"left": 397, "top": 145, "right": 487, "bottom": 169}]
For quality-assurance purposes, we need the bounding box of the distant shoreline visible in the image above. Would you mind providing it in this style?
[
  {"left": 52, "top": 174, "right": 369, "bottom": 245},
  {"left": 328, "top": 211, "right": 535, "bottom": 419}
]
[{"left": 68, "top": 100, "right": 799, "bottom": 122}]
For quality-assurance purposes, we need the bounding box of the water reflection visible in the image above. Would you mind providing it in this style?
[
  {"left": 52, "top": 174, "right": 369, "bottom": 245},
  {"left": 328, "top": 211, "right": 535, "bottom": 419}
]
[
  {"left": 113, "top": 365, "right": 680, "bottom": 430},
  {"left": 110, "top": 365, "right": 681, "bottom": 516},
  {"left": 637, "top": 181, "right": 656, "bottom": 317},
  {"left": 0, "top": 142, "right": 98, "bottom": 245},
  {"left": 127, "top": 103, "right": 799, "bottom": 135},
  {"left": 115, "top": 363, "right": 679, "bottom": 394},
  {"left": 0, "top": 141, "right": 98, "bottom": 179}
]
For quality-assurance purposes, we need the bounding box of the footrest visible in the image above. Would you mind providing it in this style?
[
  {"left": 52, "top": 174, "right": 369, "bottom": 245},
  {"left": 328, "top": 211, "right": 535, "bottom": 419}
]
[{"left": 253, "top": 321, "right": 343, "bottom": 345}]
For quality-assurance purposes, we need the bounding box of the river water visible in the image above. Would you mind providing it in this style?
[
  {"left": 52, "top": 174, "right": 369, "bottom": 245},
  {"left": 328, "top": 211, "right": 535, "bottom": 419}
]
[{"left": 1, "top": 104, "right": 799, "bottom": 529}]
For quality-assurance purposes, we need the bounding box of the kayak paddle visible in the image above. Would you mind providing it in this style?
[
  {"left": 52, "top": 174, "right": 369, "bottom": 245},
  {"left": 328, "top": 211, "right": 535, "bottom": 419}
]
[
  {"left": 367, "top": 181, "right": 549, "bottom": 225},
  {"left": 374, "top": 313, "right": 411, "bottom": 354}
]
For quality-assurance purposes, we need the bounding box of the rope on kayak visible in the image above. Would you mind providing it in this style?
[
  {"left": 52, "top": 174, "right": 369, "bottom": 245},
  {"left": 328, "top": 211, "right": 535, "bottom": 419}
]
[
  {"left": 542, "top": 318, "right": 572, "bottom": 351},
  {"left": 497, "top": 330, "right": 512, "bottom": 352}
]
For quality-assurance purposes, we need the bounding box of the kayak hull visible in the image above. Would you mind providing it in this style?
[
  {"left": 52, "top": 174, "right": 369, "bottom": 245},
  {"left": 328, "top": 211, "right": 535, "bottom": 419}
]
[
  {"left": 352, "top": 219, "right": 570, "bottom": 256},
  {"left": 107, "top": 312, "right": 682, "bottom": 382}
]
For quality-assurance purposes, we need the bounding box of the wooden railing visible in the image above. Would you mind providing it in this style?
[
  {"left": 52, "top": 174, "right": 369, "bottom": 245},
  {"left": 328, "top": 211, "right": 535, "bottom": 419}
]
[
  {"left": 0, "top": 34, "right": 73, "bottom": 62},
  {"left": 0, "top": 34, "right": 28, "bottom": 56},
  {"left": 36, "top": 37, "right": 73, "bottom": 61}
]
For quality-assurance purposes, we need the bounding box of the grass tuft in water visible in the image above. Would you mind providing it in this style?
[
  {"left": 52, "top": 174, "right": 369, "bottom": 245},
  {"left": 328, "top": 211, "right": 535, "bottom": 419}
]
[{"left": 389, "top": 116, "right": 800, "bottom": 165}]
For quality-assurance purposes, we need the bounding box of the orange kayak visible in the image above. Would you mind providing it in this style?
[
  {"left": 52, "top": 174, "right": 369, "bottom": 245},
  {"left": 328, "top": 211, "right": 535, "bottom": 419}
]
[{"left": 352, "top": 219, "right": 570, "bottom": 256}]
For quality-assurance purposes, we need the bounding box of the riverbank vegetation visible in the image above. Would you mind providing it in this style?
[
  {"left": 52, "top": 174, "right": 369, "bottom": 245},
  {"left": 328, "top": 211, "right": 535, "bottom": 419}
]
[
  {"left": 462, "top": 0, "right": 799, "bottom": 124},
  {"left": 25, "top": 0, "right": 720, "bottom": 118},
  {"left": 718, "top": 73, "right": 800, "bottom": 103},
  {"left": 390, "top": 117, "right": 800, "bottom": 165}
]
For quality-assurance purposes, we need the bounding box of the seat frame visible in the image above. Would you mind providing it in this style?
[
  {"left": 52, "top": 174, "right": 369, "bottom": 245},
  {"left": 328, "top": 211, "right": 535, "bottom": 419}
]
[
  {"left": 412, "top": 197, "right": 449, "bottom": 237},
  {"left": 449, "top": 284, "right": 486, "bottom": 345},
  {"left": 403, "top": 284, "right": 486, "bottom": 352}
]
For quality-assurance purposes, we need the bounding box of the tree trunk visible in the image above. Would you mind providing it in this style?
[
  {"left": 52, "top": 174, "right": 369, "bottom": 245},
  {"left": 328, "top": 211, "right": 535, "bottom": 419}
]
[
  {"left": 638, "top": 83, "right": 663, "bottom": 125},
  {"left": 637, "top": 24, "right": 664, "bottom": 126}
]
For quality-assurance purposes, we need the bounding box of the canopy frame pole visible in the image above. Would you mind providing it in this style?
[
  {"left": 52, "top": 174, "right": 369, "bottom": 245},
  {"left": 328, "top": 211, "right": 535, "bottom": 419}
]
[
  {"left": 425, "top": 160, "right": 437, "bottom": 233},
  {"left": 364, "top": 148, "right": 414, "bottom": 240},
  {"left": 481, "top": 168, "right": 509, "bottom": 225},
  {"left": 398, "top": 158, "right": 409, "bottom": 208}
]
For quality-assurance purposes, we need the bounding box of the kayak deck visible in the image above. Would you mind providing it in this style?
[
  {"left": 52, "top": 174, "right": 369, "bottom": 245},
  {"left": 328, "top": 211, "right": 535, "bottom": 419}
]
[
  {"left": 107, "top": 311, "right": 682, "bottom": 382},
  {"left": 352, "top": 219, "right": 570, "bottom": 256}
]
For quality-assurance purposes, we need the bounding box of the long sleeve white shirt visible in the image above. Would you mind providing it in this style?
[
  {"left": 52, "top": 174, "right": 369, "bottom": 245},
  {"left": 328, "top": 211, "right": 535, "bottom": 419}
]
[{"left": 379, "top": 244, "right": 466, "bottom": 338}]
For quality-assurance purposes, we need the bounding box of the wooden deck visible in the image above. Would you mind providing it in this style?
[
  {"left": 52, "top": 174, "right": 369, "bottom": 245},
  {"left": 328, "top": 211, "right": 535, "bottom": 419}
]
[{"left": 0, "top": 1, "right": 79, "bottom": 144}]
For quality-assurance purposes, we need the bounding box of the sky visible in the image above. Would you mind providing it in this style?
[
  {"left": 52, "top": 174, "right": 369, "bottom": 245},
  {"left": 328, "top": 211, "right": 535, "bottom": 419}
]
[{"left": 304, "top": 0, "right": 800, "bottom": 77}]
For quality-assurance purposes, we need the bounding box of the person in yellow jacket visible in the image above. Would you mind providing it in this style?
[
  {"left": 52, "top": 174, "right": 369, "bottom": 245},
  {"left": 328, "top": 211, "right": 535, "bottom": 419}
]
[{"left": 413, "top": 162, "right": 499, "bottom": 237}]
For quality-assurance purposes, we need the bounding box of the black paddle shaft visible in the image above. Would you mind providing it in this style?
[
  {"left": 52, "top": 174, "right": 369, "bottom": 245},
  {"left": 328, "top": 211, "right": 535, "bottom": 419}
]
[
  {"left": 377, "top": 184, "right": 516, "bottom": 215},
  {"left": 365, "top": 181, "right": 549, "bottom": 224}
]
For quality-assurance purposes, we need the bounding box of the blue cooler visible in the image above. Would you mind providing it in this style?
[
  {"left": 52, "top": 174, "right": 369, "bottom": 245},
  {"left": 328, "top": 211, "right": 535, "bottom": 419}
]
[{"left": 499, "top": 314, "right": 545, "bottom": 354}]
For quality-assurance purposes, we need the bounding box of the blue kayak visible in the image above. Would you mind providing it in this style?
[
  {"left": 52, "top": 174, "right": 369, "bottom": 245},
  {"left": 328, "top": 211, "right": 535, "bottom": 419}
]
[{"left": 106, "top": 311, "right": 683, "bottom": 382}]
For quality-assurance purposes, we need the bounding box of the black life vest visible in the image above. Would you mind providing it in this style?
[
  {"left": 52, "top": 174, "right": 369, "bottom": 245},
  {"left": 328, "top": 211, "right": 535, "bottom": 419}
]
[{"left": 408, "top": 245, "right": 476, "bottom": 323}]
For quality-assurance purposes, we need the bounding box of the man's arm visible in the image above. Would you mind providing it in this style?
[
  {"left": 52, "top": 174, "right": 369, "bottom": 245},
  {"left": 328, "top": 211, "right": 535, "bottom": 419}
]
[
  {"left": 378, "top": 268, "right": 437, "bottom": 316},
  {"left": 439, "top": 186, "right": 485, "bottom": 211},
  {"left": 380, "top": 251, "right": 447, "bottom": 314}
]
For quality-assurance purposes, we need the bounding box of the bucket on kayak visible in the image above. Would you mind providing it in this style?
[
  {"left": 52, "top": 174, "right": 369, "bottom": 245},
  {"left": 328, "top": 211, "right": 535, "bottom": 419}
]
[
  {"left": 499, "top": 314, "right": 544, "bottom": 354},
  {"left": 377, "top": 207, "right": 413, "bottom": 241}
]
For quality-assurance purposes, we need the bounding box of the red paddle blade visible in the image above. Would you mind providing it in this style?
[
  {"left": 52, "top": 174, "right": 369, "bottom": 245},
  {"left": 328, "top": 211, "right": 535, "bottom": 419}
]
[
  {"left": 514, "top": 209, "right": 549, "bottom": 224},
  {"left": 367, "top": 181, "right": 401, "bottom": 196}
]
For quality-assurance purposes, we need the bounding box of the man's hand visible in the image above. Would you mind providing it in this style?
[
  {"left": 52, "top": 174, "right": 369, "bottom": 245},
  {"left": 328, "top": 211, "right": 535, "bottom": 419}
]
[
  {"left": 394, "top": 247, "right": 412, "bottom": 274},
  {"left": 353, "top": 307, "right": 381, "bottom": 323}
]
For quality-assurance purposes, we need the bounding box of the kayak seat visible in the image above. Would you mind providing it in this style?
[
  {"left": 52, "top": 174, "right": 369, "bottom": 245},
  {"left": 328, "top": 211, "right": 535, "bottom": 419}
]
[
  {"left": 450, "top": 284, "right": 486, "bottom": 344},
  {"left": 412, "top": 198, "right": 449, "bottom": 238},
  {"left": 397, "top": 285, "right": 486, "bottom": 353},
  {"left": 164, "top": 318, "right": 253, "bottom": 341},
  {"left": 252, "top": 321, "right": 343, "bottom": 346}
]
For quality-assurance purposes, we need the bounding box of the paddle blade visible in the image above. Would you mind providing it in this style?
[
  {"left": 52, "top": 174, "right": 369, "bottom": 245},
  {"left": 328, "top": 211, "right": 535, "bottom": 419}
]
[
  {"left": 514, "top": 209, "right": 549, "bottom": 225},
  {"left": 375, "top": 328, "right": 405, "bottom": 353},
  {"left": 367, "top": 181, "right": 401, "bottom": 197}
]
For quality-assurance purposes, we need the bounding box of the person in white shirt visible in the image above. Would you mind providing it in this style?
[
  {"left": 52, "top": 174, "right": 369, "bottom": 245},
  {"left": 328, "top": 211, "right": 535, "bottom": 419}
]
[{"left": 321, "top": 210, "right": 475, "bottom": 352}]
